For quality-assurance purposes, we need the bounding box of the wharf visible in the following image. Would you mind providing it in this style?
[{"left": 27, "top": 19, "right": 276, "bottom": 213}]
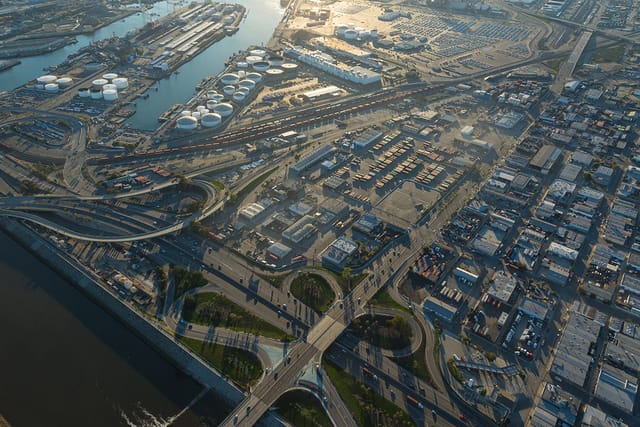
[{"left": 0, "top": 59, "right": 20, "bottom": 72}]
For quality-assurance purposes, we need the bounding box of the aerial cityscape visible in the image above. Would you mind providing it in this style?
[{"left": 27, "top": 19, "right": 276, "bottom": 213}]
[{"left": 1, "top": 0, "right": 639, "bottom": 426}]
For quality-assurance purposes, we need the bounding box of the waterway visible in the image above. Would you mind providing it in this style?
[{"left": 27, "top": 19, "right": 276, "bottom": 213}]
[
  {"left": 0, "top": 0, "right": 285, "bottom": 131},
  {"left": 0, "top": 1, "right": 178, "bottom": 92},
  {"left": 0, "top": 231, "right": 228, "bottom": 426},
  {"left": 0, "top": 0, "right": 285, "bottom": 425},
  {"left": 126, "top": 0, "right": 284, "bottom": 130}
]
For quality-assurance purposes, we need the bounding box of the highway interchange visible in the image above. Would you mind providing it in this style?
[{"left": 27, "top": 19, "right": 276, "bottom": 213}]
[{"left": 1, "top": 3, "right": 639, "bottom": 425}]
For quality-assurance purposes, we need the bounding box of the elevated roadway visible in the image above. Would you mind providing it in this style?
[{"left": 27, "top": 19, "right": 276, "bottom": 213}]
[{"left": 0, "top": 179, "right": 223, "bottom": 242}]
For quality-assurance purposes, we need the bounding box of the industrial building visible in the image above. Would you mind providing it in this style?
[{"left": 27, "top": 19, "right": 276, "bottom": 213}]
[
  {"left": 529, "top": 383, "right": 579, "bottom": 427},
  {"left": 529, "top": 145, "right": 561, "bottom": 175},
  {"left": 594, "top": 365, "right": 637, "bottom": 414},
  {"left": 288, "top": 145, "right": 335, "bottom": 176},
  {"left": 284, "top": 47, "right": 381, "bottom": 85},
  {"left": 423, "top": 296, "right": 458, "bottom": 322},
  {"left": 487, "top": 271, "right": 518, "bottom": 304},
  {"left": 453, "top": 266, "right": 479, "bottom": 284},
  {"left": 301, "top": 85, "right": 343, "bottom": 102},
  {"left": 321, "top": 237, "right": 358, "bottom": 271},
  {"left": 550, "top": 311, "right": 601, "bottom": 387},
  {"left": 518, "top": 297, "right": 549, "bottom": 321}
]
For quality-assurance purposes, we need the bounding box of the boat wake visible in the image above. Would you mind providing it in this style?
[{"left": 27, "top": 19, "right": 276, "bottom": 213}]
[{"left": 119, "top": 403, "right": 179, "bottom": 427}]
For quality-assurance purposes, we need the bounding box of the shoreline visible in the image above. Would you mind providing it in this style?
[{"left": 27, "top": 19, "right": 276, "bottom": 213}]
[{"left": 0, "top": 217, "right": 244, "bottom": 411}]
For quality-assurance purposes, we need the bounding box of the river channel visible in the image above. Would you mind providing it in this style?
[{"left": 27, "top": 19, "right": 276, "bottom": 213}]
[{"left": 0, "top": 0, "right": 284, "bottom": 425}]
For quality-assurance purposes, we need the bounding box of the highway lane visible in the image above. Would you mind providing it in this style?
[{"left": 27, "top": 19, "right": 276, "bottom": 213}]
[{"left": 325, "top": 344, "right": 463, "bottom": 427}]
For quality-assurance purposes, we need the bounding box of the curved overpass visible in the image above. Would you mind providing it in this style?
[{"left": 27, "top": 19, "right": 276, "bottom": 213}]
[{"left": 0, "top": 179, "right": 224, "bottom": 242}]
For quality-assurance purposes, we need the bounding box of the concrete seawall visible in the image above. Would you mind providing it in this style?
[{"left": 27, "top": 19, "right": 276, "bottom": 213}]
[{"left": 0, "top": 217, "right": 243, "bottom": 406}]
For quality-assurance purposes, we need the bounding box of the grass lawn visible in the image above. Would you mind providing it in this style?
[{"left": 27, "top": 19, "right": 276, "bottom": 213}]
[
  {"left": 369, "top": 287, "right": 412, "bottom": 314},
  {"left": 263, "top": 273, "right": 287, "bottom": 288},
  {"left": 592, "top": 44, "right": 625, "bottom": 63},
  {"left": 274, "top": 390, "right": 333, "bottom": 427},
  {"left": 392, "top": 328, "right": 433, "bottom": 386},
  {"left": 323, "top": 360, "right": 414, "bottom": 427},
  {"left": 182, "top": 293, "right": 294, "bottom": 341},
  {"left": 170, "top": 265, "right": 208, "bottom": 299},
  {"left": 178, "top": 336, "right": 262, "bottom": 390},
  {"left": 350, "top": 314, "right": 412, "bottom": 350},
  {"left": 290, "top": 273, "right": 335, "bottom": 313}
]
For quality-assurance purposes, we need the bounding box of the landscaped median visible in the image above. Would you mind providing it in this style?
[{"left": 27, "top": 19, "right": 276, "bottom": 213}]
[
  {"left": 178, "top": 336, "right": 262, "bottom": 390},
  {"left": 290, "top": 272, "right": 335, "bottom": 313},
  {"left": 323, "top": 360, "right": 414, "bottom": 427},
  {"left": 182, "top": 292, "right": 295, "bottom": 341},
  {"left": 274, "top": 390, "right": 333, "bottom": 427}
]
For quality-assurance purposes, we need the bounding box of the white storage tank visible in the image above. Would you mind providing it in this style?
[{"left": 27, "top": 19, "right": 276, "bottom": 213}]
[
  {"left": 265, "top": 68, "right": 283, "bottom": 77},
  {"left": 78, "top": 88, "right": 90, "bottom": 98},
  {"left": 44, "top": 83, "right": 59, "bottom": 92},
  {"left": 336, "top": 25, "right": 348, "bottom": 37},
  {"left": 192, "top": 111, "right": 201, "bottom": 120},
  {"left": 90, "top": 88, "right": 102, "bottom": 99},
  {"left": 236, "top": 61, "right": 248, "bottom": 69},
  {"left": 103, "top": 83, "right": 117, "bottom": 92},
  {"left": 212, "top": 102, "right": 233, "bottom": 117},
  {"left": 236, "top": 86, "right": 250, "bottom": 95},
  {"left": 268, "top": 55, "right": 284, "bottom": 66},
  {"left": 232, "top": 91, "right": 246, "bottom": 102},
  {"left": 220, "top": 73, "right": 239, "bottom": 85},
  {"left": 237, "top": 70, "right": 246, "bottom": 79},
  {"left": 201, "top": 112, "right": 222, "bottom": 128},
  {"left": 211, "top": 93, "right": 224, "bottom": 102},
  {"left": 57, "top": 77, "right": 73, "bottom": 87},
  {"left": 92, "top": 78, "right": 109, "bottom": 89},
  {"left": 246, "top": 72, "right": 262, "bottom": 83},
  {"left": 180, "top": 110, "right": 192, "bottom": 117},
  {"left": 112, "top": 78, "right": 129, "bottom": 90},
  {"left": 206, "top": 100, "right": 219, "bottom": 109},
  {"left": 223, "top": 85, "right": 236, "bottom": 96},
  {"left": 237, "top": 79, "right": 256, "bottom": 90},
  {"left": 344, "top": 29, "right": 357, "bottom": 40},
  {"left": 102, "top": 89, "right": 118, "bottom": 101},
  {"left": 252, "top": 61, "right": 270, "bottom": 72},
  {"left": 250, "top": 49, "right": 266, "bottom": 57},
  {"left": 37, "top": 75, "right": 57, "bottom": 84},
  {"left": 281, "top": 63, "right": 298, "bottom": 73},
  {"left": 176, "top": 116, "right": 198, "bottom": 130},
  {"left": 245, "top": 55, "right": 262, "bottom": 65},
  {"left": 206, "top": 90, "right": 219, "bottom": 99},
  {"left": 102, "top": 73, "right": 118, "bottom": 81}
]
